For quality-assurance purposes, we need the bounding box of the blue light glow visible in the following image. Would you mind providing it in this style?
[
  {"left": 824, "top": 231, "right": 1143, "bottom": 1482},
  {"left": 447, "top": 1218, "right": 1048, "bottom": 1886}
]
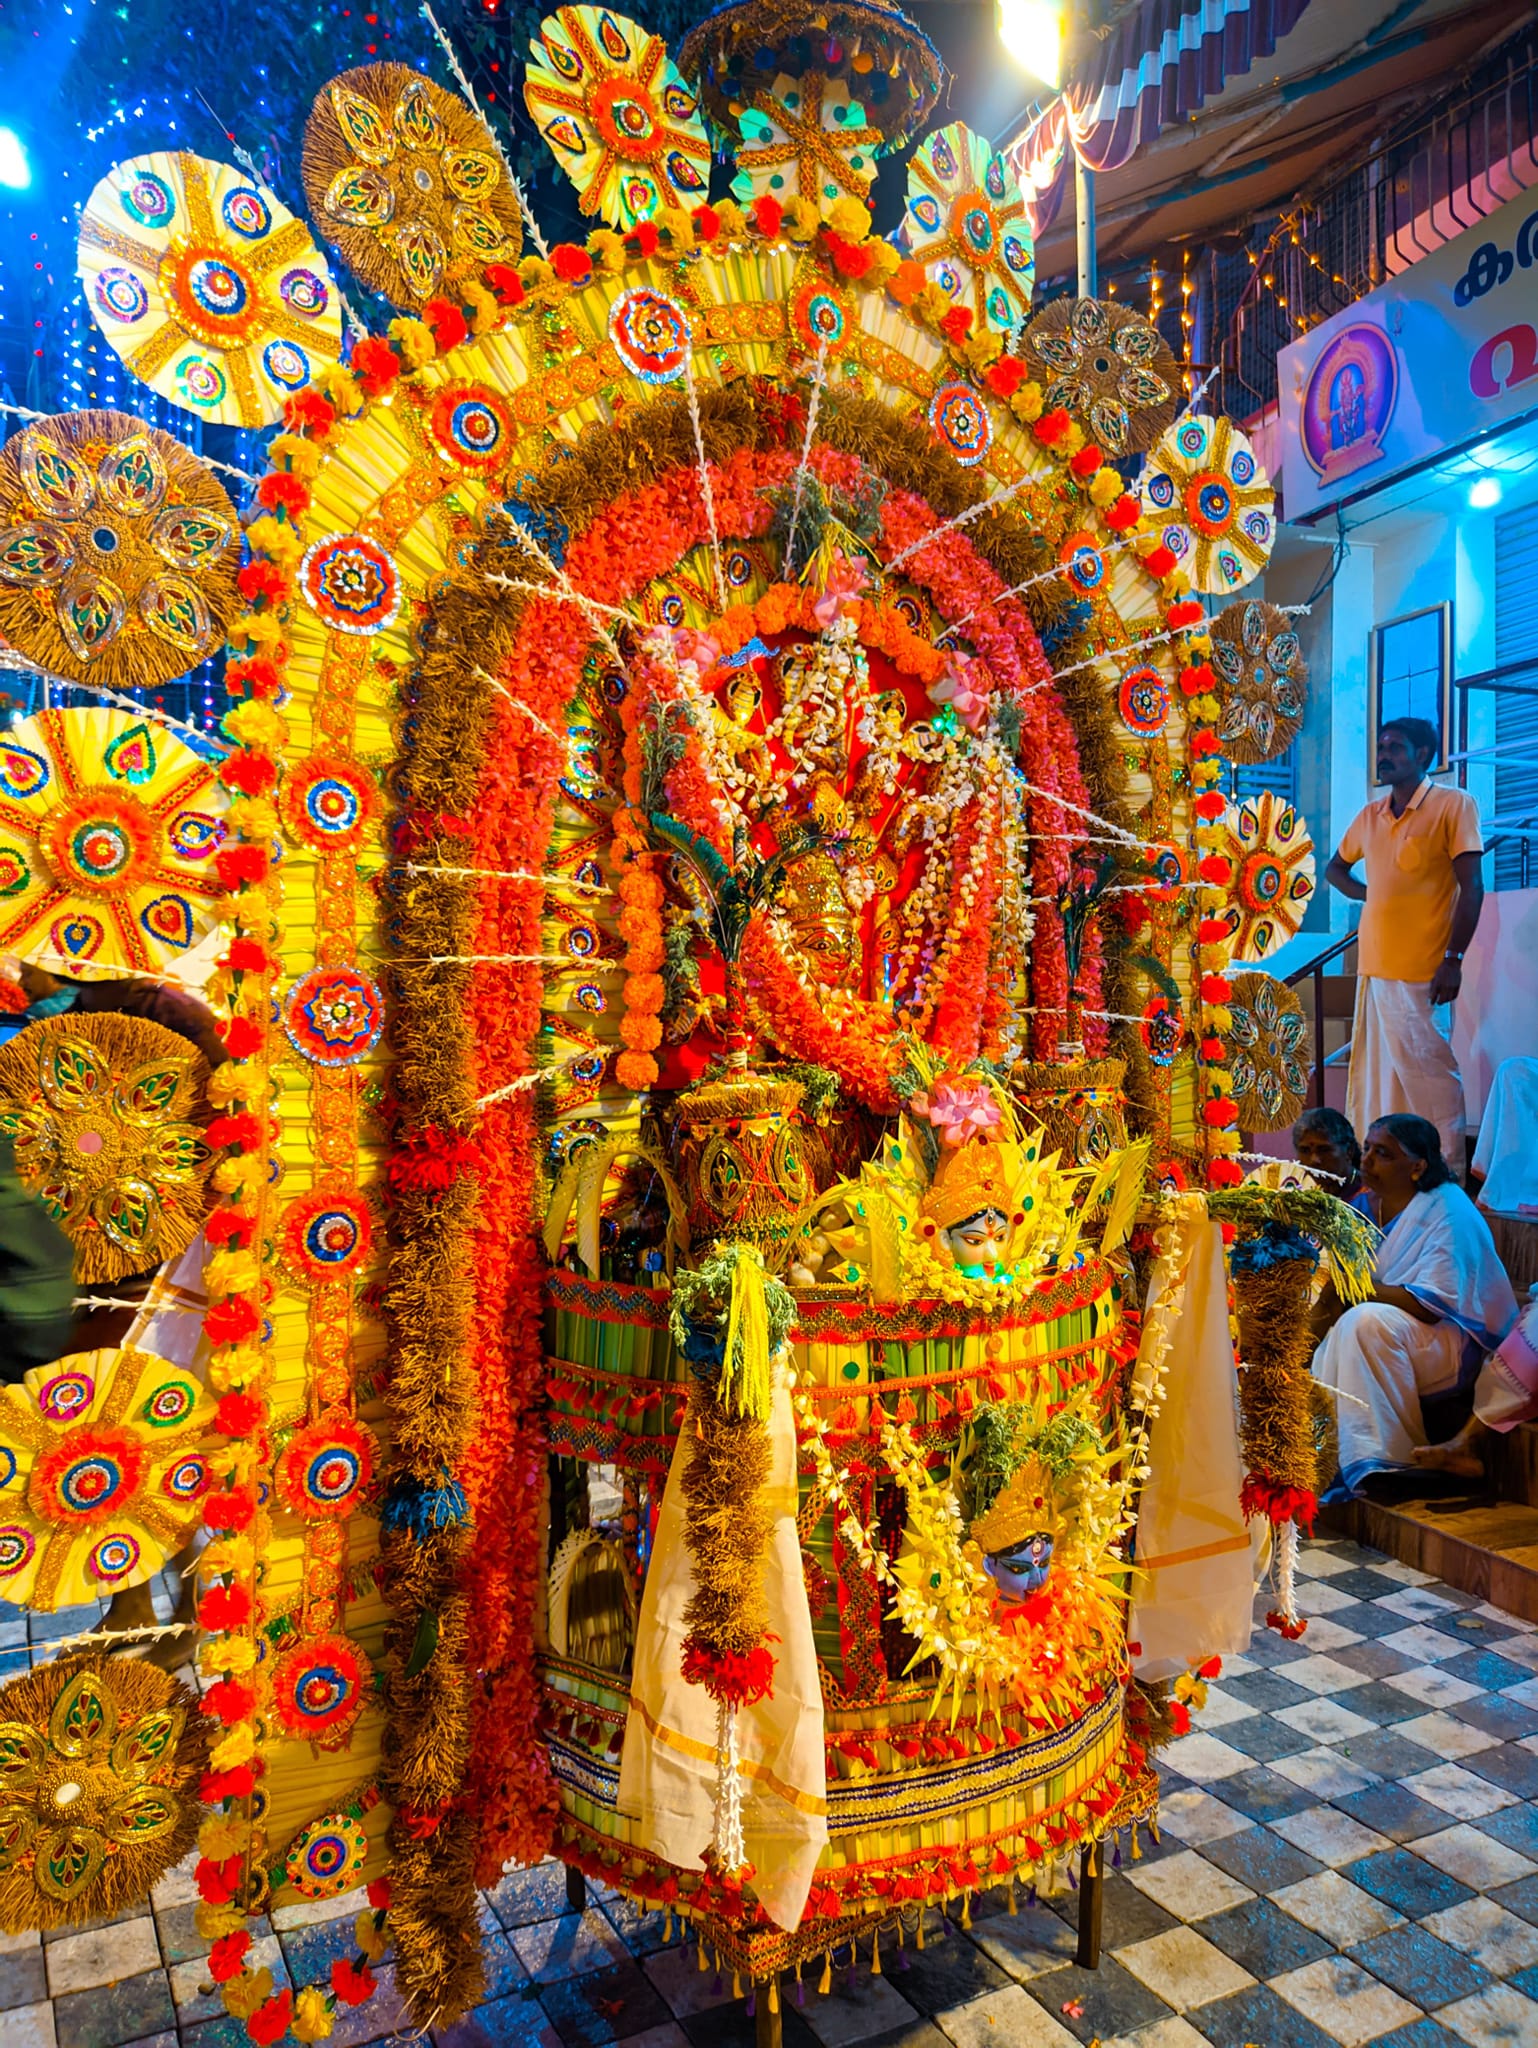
[
  {"left": 0, "top": 128, "right": 30, "bottom": 189},
  {"left": 1469, "top": 476, "right": 1503, "bottom": 510}
]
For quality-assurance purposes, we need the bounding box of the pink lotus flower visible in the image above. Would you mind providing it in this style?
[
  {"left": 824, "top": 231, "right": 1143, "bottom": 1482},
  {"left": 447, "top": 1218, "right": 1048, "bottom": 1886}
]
[
  {"left": 910, "top": 1073, "right": 1001, "bottom": 1147},
  {"left": 812, "top": 549, "right": 870, "bottom": 627},
  {"left": 927, "top": 652, "right": 991, "bottom": 731}
]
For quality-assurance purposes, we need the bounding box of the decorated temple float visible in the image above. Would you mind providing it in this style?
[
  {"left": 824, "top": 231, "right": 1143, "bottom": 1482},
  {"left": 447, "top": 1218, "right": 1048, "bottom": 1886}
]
[{"left": 0, "top": 0, "right": 1379, "bottom": 2039}]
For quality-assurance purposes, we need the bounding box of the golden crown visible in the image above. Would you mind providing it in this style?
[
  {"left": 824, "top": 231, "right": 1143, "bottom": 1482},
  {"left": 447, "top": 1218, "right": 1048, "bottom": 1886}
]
[
  {"left": 969, "top": 1462, "right": 1054, "bottom": 1555},
  {"left": 921, "top": 1138, "right": 1020, "bottom": 1235}
]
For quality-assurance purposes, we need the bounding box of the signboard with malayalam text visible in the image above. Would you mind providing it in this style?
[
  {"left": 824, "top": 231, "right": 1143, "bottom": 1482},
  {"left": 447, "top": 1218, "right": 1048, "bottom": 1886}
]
[{"left": 1278, "top": 185, "right": 1538, "bottom": 521}]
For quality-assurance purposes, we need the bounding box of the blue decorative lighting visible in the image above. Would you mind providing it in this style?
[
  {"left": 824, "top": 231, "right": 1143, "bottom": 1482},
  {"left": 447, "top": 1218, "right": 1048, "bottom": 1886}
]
[{"left": 0, "top": 127, "right": 30, "bottom": 189}]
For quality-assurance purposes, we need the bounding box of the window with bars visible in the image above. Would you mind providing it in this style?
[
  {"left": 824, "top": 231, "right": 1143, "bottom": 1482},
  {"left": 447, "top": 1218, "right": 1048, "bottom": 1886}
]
[{"left": 1492, "top": 503, "right": 1538, "bottom": 892}]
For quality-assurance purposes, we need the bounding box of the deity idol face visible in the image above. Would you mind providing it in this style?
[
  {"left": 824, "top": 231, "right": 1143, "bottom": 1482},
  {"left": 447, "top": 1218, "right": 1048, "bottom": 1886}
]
[
  {"left": 982, "top": 1531, "right": 1055, "bottom": 1604},
  {"left": 942, "top": 1205, "right": 1011, "bottom": 1281}
]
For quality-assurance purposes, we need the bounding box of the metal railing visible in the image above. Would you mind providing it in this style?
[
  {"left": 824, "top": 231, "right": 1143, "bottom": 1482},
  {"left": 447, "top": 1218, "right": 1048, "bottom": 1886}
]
[
  {"left": 1285, "top": 930, "right": 1358, "bottom": 1111},
  {"left": 1451, "top": 656, "right": 1538, "bottom": 893}
]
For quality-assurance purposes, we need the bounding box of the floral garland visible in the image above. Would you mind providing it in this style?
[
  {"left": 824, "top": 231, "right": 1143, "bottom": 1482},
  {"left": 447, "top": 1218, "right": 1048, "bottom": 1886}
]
[{"left": 200, "top": 371, "right": 396, "bottom": 2046}]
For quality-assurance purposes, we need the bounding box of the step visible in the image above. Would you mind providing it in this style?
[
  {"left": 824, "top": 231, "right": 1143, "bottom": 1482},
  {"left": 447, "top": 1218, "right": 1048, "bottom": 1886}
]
[{"left": 1322, "top": 1496, "right": 1538, "bottom": 1622}]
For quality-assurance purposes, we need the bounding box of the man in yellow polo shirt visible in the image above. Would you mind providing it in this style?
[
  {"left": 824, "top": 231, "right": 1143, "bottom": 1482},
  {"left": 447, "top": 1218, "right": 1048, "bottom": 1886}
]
[{"left": 1325, "top": 717, "right": 1484, "bottom": 1170}]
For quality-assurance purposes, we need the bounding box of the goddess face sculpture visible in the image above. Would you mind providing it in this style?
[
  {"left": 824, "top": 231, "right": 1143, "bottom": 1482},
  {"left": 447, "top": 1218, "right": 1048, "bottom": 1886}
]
[
  {"left": 919, "top": 1136, "right": 1023, "bottom": 1285},
  {"left": 942, "top": 1204, "right": 1012, "bottom": 1283}
]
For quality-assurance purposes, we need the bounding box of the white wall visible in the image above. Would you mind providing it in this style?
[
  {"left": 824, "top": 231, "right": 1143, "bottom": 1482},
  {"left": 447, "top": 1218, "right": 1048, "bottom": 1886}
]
[{"left": 1453, "top": 887, "right": 1538, "bottom": 1125}]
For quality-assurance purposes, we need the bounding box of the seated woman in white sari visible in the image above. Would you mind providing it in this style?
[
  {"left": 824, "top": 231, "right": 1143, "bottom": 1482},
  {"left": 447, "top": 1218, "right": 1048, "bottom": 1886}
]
[{"left": 1313, "top": 1115, "right": 1519, "bottom": 1499}]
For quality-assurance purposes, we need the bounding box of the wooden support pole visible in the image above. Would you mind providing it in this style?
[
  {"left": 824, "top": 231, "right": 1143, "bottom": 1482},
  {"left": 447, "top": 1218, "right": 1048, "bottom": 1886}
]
[
  {"left": 1076, "top": 1839, "right": 1104, "bottom": 1969},
  {"left": 754, "top": 1973, "right": 783, "bottom": 2048}
]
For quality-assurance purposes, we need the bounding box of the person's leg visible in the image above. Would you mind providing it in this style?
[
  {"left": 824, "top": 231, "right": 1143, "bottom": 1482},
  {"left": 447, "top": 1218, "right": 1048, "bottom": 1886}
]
[
  {"left": 1377, "top": 979, "right": 1465, "bottom": 1170},
  {"left": 1315, "top": 1304, "right": 1462, "bottom": 1488}
]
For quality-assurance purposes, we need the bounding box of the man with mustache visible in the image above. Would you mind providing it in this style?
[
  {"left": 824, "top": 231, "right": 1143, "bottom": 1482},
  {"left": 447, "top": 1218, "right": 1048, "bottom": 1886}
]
[{"left": 1325, "top": 717, "right": 1483, "bottom": 1170}]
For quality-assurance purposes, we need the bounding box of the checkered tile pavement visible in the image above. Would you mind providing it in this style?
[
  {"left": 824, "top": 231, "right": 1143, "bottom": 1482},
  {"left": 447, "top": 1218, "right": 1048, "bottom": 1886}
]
[{"left": 7, "top": 1536, "right": 1538, "bottom": 2048}]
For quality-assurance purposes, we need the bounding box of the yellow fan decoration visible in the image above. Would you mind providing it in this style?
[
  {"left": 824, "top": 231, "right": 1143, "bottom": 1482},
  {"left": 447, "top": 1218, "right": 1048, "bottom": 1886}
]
[
  {"left": 0, "top": 1657, "right": 209, "bottom": 1930},
  {"left": 0, "top": 1015, "right": 212, "bottom": 1286},
  {"left": 1140, "top": 413, "right": 1276, "bottom": 594},
  {"left": 0, "top": 1348, "right": 215, "bottom": 1611},
  {"left": 0, "top": 411, "right": 239, "bottom": 691},
  {"left": 1216, "top": 790, "right": 1317, "bottom": 963},
  {"left": 0, "top": 707, "right": 227, "bottom": 981},
  {"left": 525, "top": 7, "right": 710, "bottom": 227},
  {"left": 78, "top": 151, "right": 343, "bottom": 430},
  {"left": 303, "top": 63, "right": 523, "bottom": 306},
  {"left": 899, "top": 120, "right": 1034, "bottom": 335}
]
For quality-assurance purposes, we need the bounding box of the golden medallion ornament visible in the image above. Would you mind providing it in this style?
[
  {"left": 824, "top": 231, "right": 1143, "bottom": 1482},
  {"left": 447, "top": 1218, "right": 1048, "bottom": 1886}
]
[
  {"left": 1021, "top": 298, "right": 1178, "bottom": 457},
  {"left": 0, "top": 706, "right": 228, "bottom": 981},
  {"left": 303, "top": 63, "right": 523, "bottom": 307},
  {"left": 0, "top": 1013, "right": 212, "bottom": 1286},
  {"left": 0, "top": 1658, "right": 208, "bottom": 1932},
  {"left": 1210, "top": 598, "right": 1308, "bottom": 765},
  {"left": 0, "top": 411, "right": 238, "bottom": 691},
  {"left": 525, "top": 7, "right": 710, "bottom": 228},
  {"left": 1227, "top": 971, "right": 1311, "bottom": 1132},
  {"left": 77, "top": 153, "right": 343, "bottom": 431}
]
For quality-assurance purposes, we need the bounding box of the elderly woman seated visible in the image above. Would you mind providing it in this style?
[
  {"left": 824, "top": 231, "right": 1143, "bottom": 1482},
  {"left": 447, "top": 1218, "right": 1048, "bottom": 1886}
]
[{"left": 1313, "top": 1114, "right": 1518, "bottom": 1500}]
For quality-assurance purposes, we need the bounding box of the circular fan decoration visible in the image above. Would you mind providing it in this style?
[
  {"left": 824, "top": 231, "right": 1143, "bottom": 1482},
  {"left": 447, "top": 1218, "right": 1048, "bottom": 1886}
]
[
  {"left": 282, "top": 965, "right": 385, "bottom": 1068},
  {"left": 0, "top": 1658, "right": 209, "bottom": 1928},
  {"left": 1210, "top": 599, "right": 1308, "bottom": 764},
  {"left": 270, "top": 1631, "right": 369, "bottom": 1749},
  {"left": 524, "top": 7, "right": 710, "bottom": 228},
  {"left": 0, "top": 1348, "right": 214, "bottom": 1610},
  {"left": 0, "top": 411, "right": 239, "bottom": 691},
  {"left": 680, "top": 0, "right": 941, "bottom": 205},
  {"left": 1227, "top": 971, "right": 1311, "bottom": 1131},
  {"left": 0, "top": 1015, "right": 212, "bottom": 1286},
  {"left": 78, "top": 153, "right": 342, "bottom": 430},
  {"left": 0, "top": 707, "right": 227, "bottom": 980},
  {"left": 1021, "top": 298, "right": 1178, "bottom": 457},
  {"left": 302, "top": 63, "right": 523, "bottom": 308},
  {"left": 282, "top": 1806, "right": 370, "bottom": 1900},
  {"left": 899, "top": 120, "right": 1033, "bottom": 334},
  {"left": 274, "top": 1412, "right": 376, "bottom": 1519},
  {"left": 1140, "top": 414, "right": 1276, "bottom": 595},
  {"left": 1216, "top": 791, "right": 1316, "bottom": 962}
]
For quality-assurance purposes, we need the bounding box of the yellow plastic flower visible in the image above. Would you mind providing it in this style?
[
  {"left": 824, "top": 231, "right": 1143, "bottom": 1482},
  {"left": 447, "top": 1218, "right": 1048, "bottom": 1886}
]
[
  {"left": 657, "top": 206, "right": 695, "bottom": 252},
  {"left": 712, "top": 199, "right": 748, "bottom": 240},
  {"left": 462, "top": 280, "right": 499, "bottom": 335},
  {"left": 387, "top": 316, "right": 435, "bottom": 368},
  {"left": 196, "top": 1900, "right": 250, "bottom": 1942},
  {"left": 293, "top": 1986, "right": 336, "bottom": 2043},
  {"left": 587, "top": 229, "right": 627, "bottom": 274},
  {"left": 913, "top": 281, "right": 953, "bottom": 326},
  {"left": 245, "top": 515, "right": 303, "bottom": 566},
  {"left": 518, "top": 256, "right": 555, "bottom": 293},
  {"left": 861, "top": 240, "right": 900, "bottom": 288},
  {"left": 1089, "top": 468, "right": 1122, "bottom": 507},
  {"left": 225, "top": 697, "right": 289, "bottom": 748},
  {"left": 205, "top": 1250, "right": 261, "bottom": 1296},
  {"left": 232, "top": 609, "right": 284, "bottom": 648},
  {"left": 222, "top": 1967, "right": 274, "bottom": 2020},
  {"left": 269, "top": 433, "right": 324, "bottom": 480},
  {"left": 199, "top": 1815, "right": 247, "bottom": 1859},
  {"left": 828, "top": 196, "right": 871, "bottom": 241},
  {"left": 355, "top": 1910, "right": 388, "bottom": 1962},
  {"left": 315, "top": 363, "right": 364, "bottom": 417},
  {"left": 1010, "top": 382, "right": 1045, "bottom": 425},
  {"left": 210, "top": 1722, "right": 258, "bottom": 1772},
  {"left": 200, "top": 1635, "right": 258, "bottom": 1675},
  {"left": 783, "top": 196, "right": 820, "bottom": 243}
]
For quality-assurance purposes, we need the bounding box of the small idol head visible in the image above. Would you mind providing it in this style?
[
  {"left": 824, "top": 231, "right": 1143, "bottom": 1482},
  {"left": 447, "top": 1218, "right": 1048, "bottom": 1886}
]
[
  {"left": 982, "top": 1530, "right": 1054, "bottom": 1604},
  {"left": 942, "top": 1204, "right": 1011, "bottom": 1280}
]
